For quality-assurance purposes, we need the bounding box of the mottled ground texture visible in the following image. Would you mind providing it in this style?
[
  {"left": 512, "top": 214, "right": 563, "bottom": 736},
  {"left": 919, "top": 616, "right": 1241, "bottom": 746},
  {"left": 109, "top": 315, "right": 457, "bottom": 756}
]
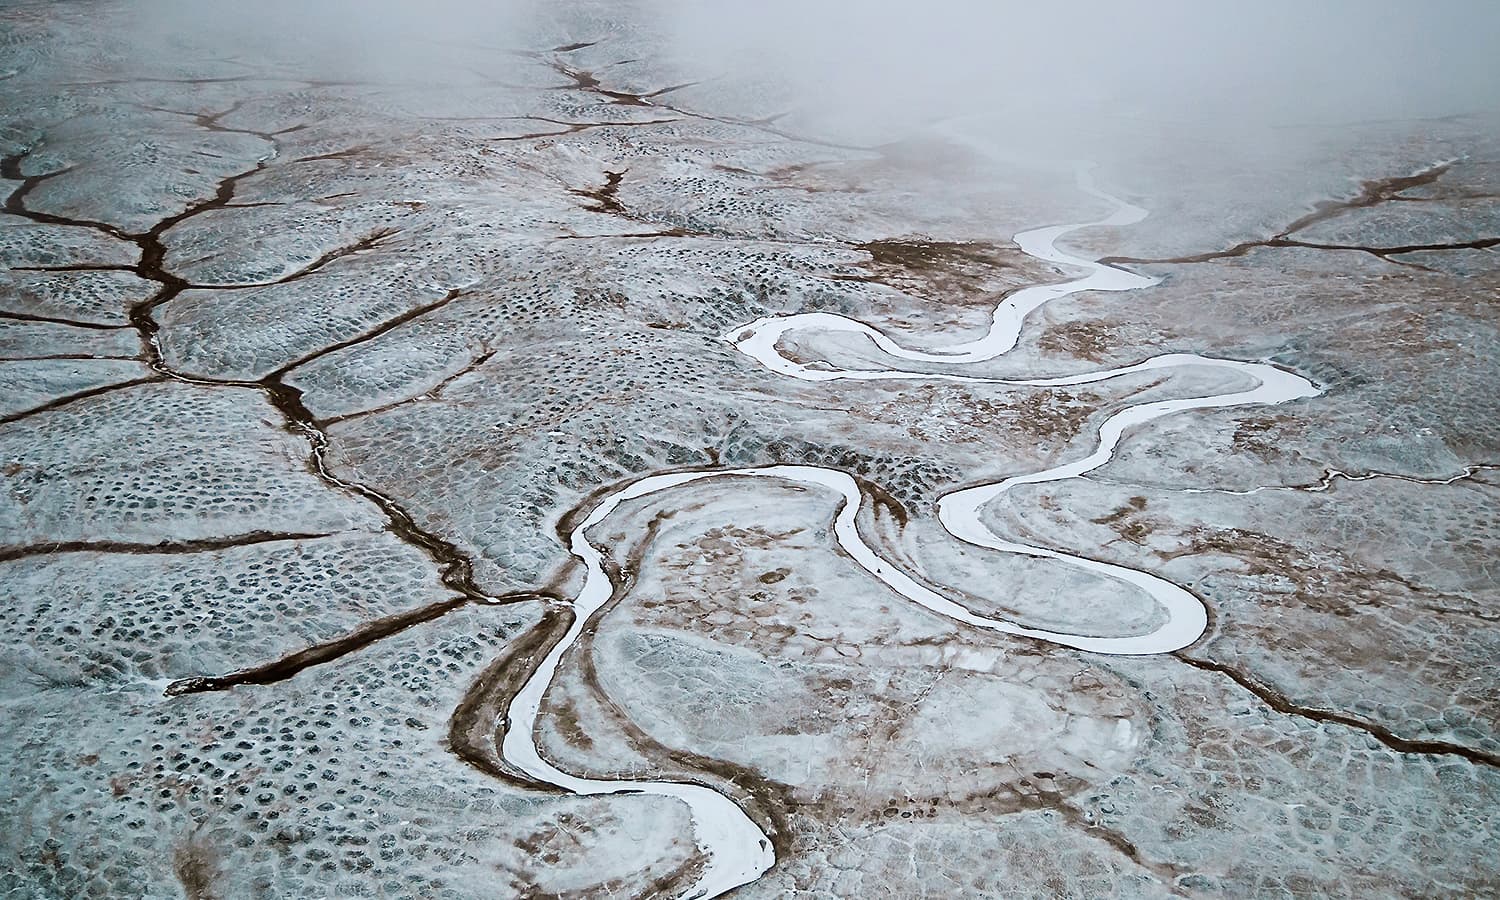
[{"left": 2, "top": 1, "right": 1499, "bottom": 898}]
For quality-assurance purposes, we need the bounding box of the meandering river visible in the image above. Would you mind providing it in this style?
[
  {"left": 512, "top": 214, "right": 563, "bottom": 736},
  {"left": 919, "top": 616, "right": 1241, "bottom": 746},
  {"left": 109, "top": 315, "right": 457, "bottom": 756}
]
[{"left": 499, "top": 157, "right": 1320, "bottom": 899}]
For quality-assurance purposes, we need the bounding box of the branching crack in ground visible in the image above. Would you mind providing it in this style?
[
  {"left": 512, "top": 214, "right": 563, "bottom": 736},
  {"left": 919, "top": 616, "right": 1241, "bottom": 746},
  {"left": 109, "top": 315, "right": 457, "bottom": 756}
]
[
  {"left": 132, "top": 98, "right": 309, "bottom": 144},
  {"left": 1173, "top": 652, "right": 1500, "bottom": 769},
  {"left": 0, "top": 309, "right": 130, "bottom": 329},
  {"left": 271, "top": 288, "right": 467, "bottom": 381},
  {"left": 482, "top": 115, "right": 683, "bottom": 143},
  {"left": 179, "top": 227, "right": 401, "bottom": 291},
  {"left": 165, "top": 590, "right": 552, "bottom": 697},
  {"left": 1050, "top": 799, "right": 1190, "bottom": 895},
  {"left": 2, "top": 353, "right": 139, "bottom": 362},
  {"left": 569, "top": 169, "right": 627, "bottom": 215},
  {"left": 1100, "top": 161, "right": 1497, "bottom": 269},
  {"left": 2, "top": 151, "right": 130, "bottom": 239},
  {"left": 4, "top": 110, "right": 520, "bottom": 679},
  {"left": 1251, "top": 462, "right": 1500, "bottom": 494},
  {"left": 0, "top": 530, "right": 332, "bottom": 564},
  {"left": 559, "top": 187, "right": 702, "bottom": 243},
  {"left": 554, "top": 165, "right": 702, "bottom": 239},
  {"left": 529, "top": 48, "right": 868, "bottom": 152},
  {"left": 320, "top": 350, "right": 496, "bottom": 427},
  {"left": 1276, "top": 161, "right": 1457, "bottom": 235},
  {"left": 9, "top": 262, "right": 138, "bottom": 273},
  {"left": 0, "top": 375, "right": 168, "bottom": 426},
  {"left": 1105, "top": 234, "right": 1497, "bottom": 269},
  {"left": 548, "top": 58, "right": 697, "bottom": 108},
  {"left": 1085, "top": 462, "right": 1500, "bottom": 497}
]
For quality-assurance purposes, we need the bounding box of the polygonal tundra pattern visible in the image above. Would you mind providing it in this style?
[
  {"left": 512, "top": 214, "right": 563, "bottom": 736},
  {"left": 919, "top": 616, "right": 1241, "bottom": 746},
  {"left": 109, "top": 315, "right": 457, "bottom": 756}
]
[{"left": 1, "top": 0, "right": 1497, "bottom": 897}]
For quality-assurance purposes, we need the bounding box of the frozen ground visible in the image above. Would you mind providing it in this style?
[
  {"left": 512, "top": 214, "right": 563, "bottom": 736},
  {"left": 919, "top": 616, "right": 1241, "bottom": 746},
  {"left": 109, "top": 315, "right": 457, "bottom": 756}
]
[{"left": 1, "top": 1, "right": 1498, "bottom": 897}]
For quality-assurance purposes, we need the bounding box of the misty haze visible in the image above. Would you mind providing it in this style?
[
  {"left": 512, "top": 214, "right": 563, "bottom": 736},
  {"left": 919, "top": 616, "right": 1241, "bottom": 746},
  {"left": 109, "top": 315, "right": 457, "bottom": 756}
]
[{"left": 1, "top": 1, "right": 1498, "bottom": 897}]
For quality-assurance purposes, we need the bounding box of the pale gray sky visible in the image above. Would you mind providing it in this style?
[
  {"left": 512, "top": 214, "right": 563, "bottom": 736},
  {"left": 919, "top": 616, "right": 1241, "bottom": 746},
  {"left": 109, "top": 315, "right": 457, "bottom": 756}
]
[
  {"left": 136, "top": 0, "right": 1500, "bottom": 146},
  {"left": 662, "top": 1, "right": 1500, "bottom": 134}
]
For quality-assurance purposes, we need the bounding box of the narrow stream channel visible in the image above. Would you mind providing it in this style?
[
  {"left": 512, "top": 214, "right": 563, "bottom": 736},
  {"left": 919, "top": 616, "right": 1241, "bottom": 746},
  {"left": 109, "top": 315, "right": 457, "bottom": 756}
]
[{"left": 499, "top": 156, "right": 1321, "bottom": 899}]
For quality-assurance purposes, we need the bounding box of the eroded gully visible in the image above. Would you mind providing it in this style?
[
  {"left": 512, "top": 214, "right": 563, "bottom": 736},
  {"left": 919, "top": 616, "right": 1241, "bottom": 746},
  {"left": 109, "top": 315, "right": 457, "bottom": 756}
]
[{"left": 496, "top": 158, "right": 1323, "bottom": 898}]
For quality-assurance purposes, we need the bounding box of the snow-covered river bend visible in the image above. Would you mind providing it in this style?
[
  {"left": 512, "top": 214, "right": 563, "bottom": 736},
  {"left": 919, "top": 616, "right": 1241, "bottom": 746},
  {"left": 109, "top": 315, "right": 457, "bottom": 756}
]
[{"left": 499, "top": 160, "right": 1321, "bottom": 899}]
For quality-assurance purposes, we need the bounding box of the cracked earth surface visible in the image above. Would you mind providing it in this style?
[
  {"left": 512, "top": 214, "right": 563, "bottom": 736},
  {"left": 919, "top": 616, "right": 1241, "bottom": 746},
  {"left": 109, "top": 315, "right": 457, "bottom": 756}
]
[{"left": 2, "top": 1, "right": 1499, "bottom": 897}]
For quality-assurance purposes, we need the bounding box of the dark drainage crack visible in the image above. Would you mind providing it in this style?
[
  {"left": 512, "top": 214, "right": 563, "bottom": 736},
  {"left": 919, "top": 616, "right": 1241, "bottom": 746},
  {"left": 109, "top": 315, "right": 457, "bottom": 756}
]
[
  {"left": 0, "top": 530, "right": 331, "bottom": 564},
  {"left": 164, "top": 590, "right": 550, "bottom": 697},
  {"left": 1100, "top": 161, "right": 1495, "bottom": 269},
  {"left": 1174, "top": 651, "right": 1500, "bottom": 769},
  {"left": 5, "top": 111, "right": 513, "bottom": 654}
]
